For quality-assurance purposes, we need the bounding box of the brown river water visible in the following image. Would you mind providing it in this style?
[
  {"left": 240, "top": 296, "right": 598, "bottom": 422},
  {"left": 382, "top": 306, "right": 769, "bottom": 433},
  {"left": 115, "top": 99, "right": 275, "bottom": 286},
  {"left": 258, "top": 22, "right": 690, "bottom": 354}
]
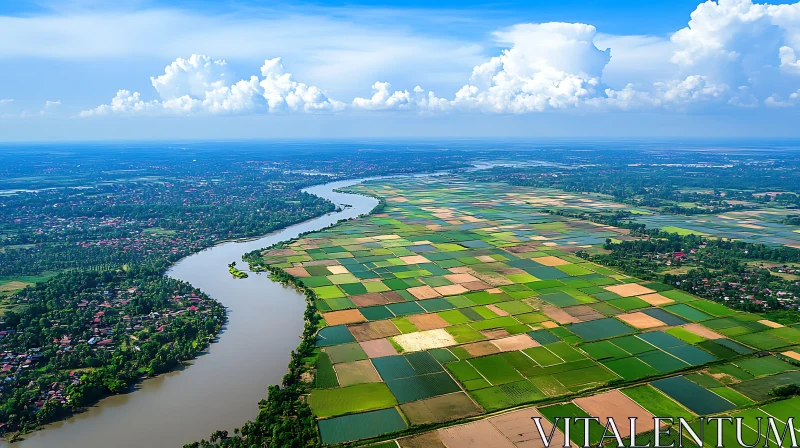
[{"left": 8, "top": 179, "right": 378, "bottom": 448}]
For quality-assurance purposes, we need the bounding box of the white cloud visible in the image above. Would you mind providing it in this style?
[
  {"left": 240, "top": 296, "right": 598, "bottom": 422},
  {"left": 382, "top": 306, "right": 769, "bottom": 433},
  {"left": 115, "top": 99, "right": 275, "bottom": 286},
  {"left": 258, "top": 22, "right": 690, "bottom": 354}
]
[
  {"left": 0, "top": 99, "right": 13, "bottom": 104},
  {"left": 151, "top": 54, "right": 231, "bottom": 100},
  {"left": 0, "top": 8, "right": 483, "bottom": 99},
  {"left": 779, "top": 46, "right": 800, "bottom": 73},
  {"left": 44, "top": 1, "right": 800, "bottom": 118},
  {"left": 81, "top": 56, "right": 343, "bottom": 116},
  {"left": 352, "top": 82, "right": 412, "bottom": 110},
  {"left": 445, "top": 23, "right": 610, "bottom": 113}
]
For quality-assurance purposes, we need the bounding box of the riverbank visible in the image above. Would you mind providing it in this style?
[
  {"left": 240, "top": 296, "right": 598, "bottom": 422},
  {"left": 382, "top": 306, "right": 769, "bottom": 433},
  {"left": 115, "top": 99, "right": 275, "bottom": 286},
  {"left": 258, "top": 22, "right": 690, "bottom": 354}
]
[{"left": 5, "top": 179, "right": 378, "bottom": 448}]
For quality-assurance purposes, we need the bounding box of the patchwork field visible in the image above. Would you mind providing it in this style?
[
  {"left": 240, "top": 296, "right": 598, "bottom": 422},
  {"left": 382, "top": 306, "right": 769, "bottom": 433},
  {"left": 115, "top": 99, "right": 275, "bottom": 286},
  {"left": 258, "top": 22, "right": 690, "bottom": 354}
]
[{"left": 253, "top": 176, "right": 800, "bottom": 445}]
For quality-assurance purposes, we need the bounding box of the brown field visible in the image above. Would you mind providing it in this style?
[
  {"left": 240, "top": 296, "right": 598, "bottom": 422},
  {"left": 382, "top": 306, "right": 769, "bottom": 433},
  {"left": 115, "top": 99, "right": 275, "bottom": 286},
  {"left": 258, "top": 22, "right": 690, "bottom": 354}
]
[
  {"left": 349, "top": 293, "right": 389, "bottom": 307},
  {"left": 398, "top": 432, "right": 447, "bottom": 448},
  {"left": 757, "top": 319, "right": 784, "bottom": 328},
  {"left": 334, "top": 360, "right": 381, "bottom": 387},
  {"left": 437, "top": 420, "right": 517, "bottom": 448},
  {"left": 491, "top": 334, "right": 540, "bottom": 352},
  {"left": 604, "top": 283, "right": 656, "bottom": 297},
  {"left": 283, "top": 267, "right": 310, "bottom": 277},
  {"left": 573, "top": 389, "right": 655, "bottom": 437},
  {"left": 434, "top": 284, "right": 469, "bottom": 296},
  {"left": 400, "top": 255, "right": 431, "bottom": 265},
  {"left": 781, "top": 351, "right": 800, "bottom": 361},
  {"left": 488, "top": 407, "right": 569, "bottom": 448},
  {"left": 486, "top": 304, "right": 511, "bottom": 316},
  {"left": 400, "top": 392, "right": 482, "bottom": 425},
  {"left": 533, "top": 256, "right": 571, "bottom": 267},
  {"left": 563, "top": 305, "right": 605, "bottom": 322},
  {"left": 616, "top": 312, "right": 667, "bottom": 329},
  {"left": 348, "top": 320, "right": 401, "bottom": 342},
  {"left": 322, "top": 309, "right": 367, "bottom": 326},
  {"left": 542, "top": 307, "right": 580, "bottom": 324},
  {"left": 408, "top": 313, "right": 451, "bottom": 331},
  {"left": 682, "top": 323, "right": 724, "bottom": 340},
  {"left": 359, "top": 338, "right": 398, "bottom": 358},
  {"left": 445, "top": 273, "right": 481, "bottom": 284},
  {"left": 463, "top": 341, "right": 501, "bottom": 357},
  {"left": 462, "top": 281, "right": 492, "bottom": 291},
  {"left": 638, "top": 293, "right": 674, "bottom": 306},
  {"left": 381, "top": 291, "right": 407, "bottom": 303},
  {"left": 407, "top": 285, "right": 442, "bottom": 300},
  {"left": 481, "top": 329, "right": 511, "bottom": 339}
]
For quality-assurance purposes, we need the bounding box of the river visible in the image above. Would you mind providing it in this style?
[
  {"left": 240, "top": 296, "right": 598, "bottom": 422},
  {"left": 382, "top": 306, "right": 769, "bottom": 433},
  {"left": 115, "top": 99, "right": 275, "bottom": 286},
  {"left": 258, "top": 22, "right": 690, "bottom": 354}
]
[{"left": 10, "top": 179, "right": 378, "bottom": 448}]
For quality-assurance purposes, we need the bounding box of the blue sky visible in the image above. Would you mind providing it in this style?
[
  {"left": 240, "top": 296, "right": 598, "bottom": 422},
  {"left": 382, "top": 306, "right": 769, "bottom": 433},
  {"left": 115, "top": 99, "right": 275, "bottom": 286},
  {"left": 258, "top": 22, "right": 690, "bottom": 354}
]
[{"left": 2, "top": 0, "right": 800, "bottom": 140}]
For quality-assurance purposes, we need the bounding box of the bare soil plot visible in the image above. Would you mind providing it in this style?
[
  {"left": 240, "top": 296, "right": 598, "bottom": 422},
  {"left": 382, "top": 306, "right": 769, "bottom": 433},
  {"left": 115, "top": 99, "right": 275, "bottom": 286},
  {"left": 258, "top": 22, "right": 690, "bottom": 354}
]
[
  {"left": 359, "top": 338, "right": 398, "bottom": 358},
  {"left": 284, "top": 267, "right": 310, "bottom": 277},
  {"left": 398, "top": 432, "right": 448, "bottom": 448},
  {"left": 481, "top": 329, "right": 511, "bottom": 339},
  {"left": 350, "top": 293, "right": 389, "bottom": 307},
  {"left": 463, "top": 341, "right": 502, "bottom": 357},
  {"left": 616, "top": 312, "right": 667, "bottom": 329},
  {"left": 382, "top": 291, "right": 407, "bottom": 303},
  {"left": 323, "top": 309, "right": 367, "bottom": 326},
  {"left": 542, "top": 306, "right": 580, "bottom": 324},
  {"left": 393, "top": 328, "right": 458, "bottom": 352},
  {"left": 488, "top": 407, "right": 569, "bottom": 448},
  {"left": 563, "top": 305, "right": 605, "bottom": 322},
  {"left": 638, "top": 293, "right": 674, "bottom": 306},
  {"left": 435, "top": 284, "right": 469, "bottom": 296},
  {"left": 533, "top": 256, "right": 571, "bottom": 267},
  {"left": 409, "top": 313, "right": 452, "bottom": 331},
  {"left": 349, "top": 320, "right": 402, "bottom": 342},
  {"left": 445, "top": 273, "right": 481, "bottom": 284},
  {"left": 781, "top": 350, "right": 800, "bottom": 361},
  {"left": 399, "top": 392, "right": 482, "bottom": 425},
  {"left": 758, "top": 319, "right": 784, "bottom": 328},
  {"left": 604, "top": 283, "right": 656, "bottom": 297},
  {"left": 573, "top": 389, "right": 655, "bottom": 437},
  {"left": 486, "top": 304, "right": 511, "bottom": 316},
  {"left": 462, "top": 281, "right": 492, "bottom": 291},
  {"left": 327, "top": 265, "right": 350, "bottom": 274},
  {"left": 334, "top": 360, "right": 382, "bottom": 387},
  {"left": 437, "top": 420, "right": 517, "bottom": 448},
  {"left": 491, "top": 334, "right": 540, "bottom": 352},
  {"left": 682, "top": 323, "right": 724, "bottom": 340},
  {"left": 407, "top": 285, "right": 442, "bottom": 300},
  {"left": 400, "top": 255, "right": 431, "bottom": 264}
]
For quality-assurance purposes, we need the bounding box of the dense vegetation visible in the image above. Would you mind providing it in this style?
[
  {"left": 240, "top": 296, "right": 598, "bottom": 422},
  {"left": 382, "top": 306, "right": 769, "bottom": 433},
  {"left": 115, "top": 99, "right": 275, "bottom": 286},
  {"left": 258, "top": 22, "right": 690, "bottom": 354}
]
[
  {"left": 469, "top": 153, "right": 800, "bottom": 214},
  {"left": 0, "top": 268, "right": 225, "bottom": 436},
  {"left": 579, "top": 230, "right": 800, "bottom": 319}
]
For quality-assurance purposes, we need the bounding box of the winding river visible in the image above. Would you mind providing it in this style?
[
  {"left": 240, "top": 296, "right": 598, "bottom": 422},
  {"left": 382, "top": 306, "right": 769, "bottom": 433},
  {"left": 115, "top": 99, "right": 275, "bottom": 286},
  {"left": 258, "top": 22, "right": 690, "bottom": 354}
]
[{"left": 11, "top": 179, "right": 378, "bottom": 448}]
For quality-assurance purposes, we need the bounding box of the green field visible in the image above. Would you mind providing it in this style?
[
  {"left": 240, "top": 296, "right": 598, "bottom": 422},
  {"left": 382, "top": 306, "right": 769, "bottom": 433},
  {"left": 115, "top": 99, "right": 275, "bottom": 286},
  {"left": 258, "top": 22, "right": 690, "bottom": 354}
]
[
  {"left": 310, "top": 383, "right": 397, "bottom": 418},
  {"left": 251, "top": 176, "right": 800, "bottom": 445}
]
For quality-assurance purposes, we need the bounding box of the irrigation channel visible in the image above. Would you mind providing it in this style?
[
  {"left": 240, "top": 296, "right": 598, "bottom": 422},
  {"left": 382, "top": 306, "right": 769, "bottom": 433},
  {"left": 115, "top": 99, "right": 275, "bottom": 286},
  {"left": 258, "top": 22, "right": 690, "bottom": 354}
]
[{"left": 11, "top": 179, "right": 379, "bottom": 448}]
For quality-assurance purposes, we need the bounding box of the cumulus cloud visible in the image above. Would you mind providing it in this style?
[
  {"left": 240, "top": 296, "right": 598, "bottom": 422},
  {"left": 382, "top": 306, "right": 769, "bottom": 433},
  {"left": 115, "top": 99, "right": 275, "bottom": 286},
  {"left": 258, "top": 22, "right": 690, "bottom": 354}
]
[
  {"left": 77, "top": 0, "right": 800, "bottom": 118},
  {"left": 81, "top": 56, "right": 343, "bottom": 116},
  {"left": 352, "top": 82, "right": 412, "bottom": 110},
  {"left": 446, "top": 23, "right": 610, "bottom": 113}
]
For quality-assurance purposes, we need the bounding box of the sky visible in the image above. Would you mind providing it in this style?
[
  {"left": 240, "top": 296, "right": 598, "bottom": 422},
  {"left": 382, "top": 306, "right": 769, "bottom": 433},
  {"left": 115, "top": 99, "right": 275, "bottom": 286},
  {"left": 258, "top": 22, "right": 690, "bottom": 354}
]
[{"left": 2, "top": 0, "right": 800, "bottom": 141}]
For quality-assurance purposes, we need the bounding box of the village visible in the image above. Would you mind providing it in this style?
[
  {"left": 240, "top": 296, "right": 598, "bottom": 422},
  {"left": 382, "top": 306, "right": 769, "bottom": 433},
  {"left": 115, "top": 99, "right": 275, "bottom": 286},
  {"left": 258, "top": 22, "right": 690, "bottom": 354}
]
[{"left": 0, "top": 282, "right": 217, "bottom": 419}]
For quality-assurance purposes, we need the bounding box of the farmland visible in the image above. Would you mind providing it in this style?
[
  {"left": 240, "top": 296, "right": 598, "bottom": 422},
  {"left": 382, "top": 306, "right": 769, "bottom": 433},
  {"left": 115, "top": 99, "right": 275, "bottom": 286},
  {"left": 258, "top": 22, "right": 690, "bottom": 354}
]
[{"left": 246, "top": 175, "right": 800, "bottom": 446}]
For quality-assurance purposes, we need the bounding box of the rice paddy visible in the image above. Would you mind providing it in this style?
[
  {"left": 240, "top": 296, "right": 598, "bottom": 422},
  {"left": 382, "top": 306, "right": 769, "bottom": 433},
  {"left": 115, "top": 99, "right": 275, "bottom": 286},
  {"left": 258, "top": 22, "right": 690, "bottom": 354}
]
[{"left": 254, "top": 176, "right": 800, "bottom": 445}]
